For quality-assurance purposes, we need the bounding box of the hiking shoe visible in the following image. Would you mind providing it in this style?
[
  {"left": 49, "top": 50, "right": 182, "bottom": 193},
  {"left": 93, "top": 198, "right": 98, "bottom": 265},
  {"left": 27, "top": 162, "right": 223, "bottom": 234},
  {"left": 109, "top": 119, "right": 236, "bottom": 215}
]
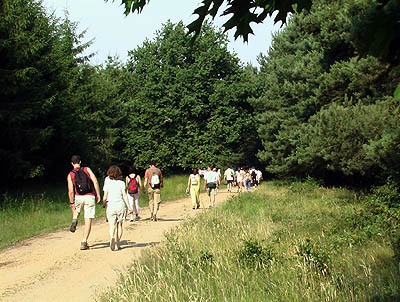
[
  {"left": 80, "top": 241, "right": 89, "bottom": 250},
  {"left": 135, "top": 215, "right": 140, "bottom": 221},
  {"left": 70, "top": 219, "right": 78, "bottom": 233},
  {"left": 152, "top": 215, "right": 157, "bottom": 222},
  {"left": 129, "top": 217, "right": 134, "bottom": 222},
  {"left": 196, "top": 205, "right": 200, "bottom": 209},
  {"left": 110, "top": 238, "right": 115, "bottom": 251}
]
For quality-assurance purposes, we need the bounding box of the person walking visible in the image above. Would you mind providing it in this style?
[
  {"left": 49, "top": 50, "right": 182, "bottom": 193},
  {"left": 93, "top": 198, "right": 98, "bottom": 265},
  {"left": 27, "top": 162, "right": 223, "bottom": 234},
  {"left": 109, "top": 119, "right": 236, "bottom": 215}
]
[
  {"left": 245, "top": 170, "right": 252, "bottom": 192},
  {"left": 224, "top": 165, "right": 235, "bottom": 192},
  {"left": 256, "top": 169, "right": 263, "bottom": 186},
  {"left": 236, "top": 168, "right": 244, "bottom": 193},
  {"left": 125, "top": 165, "right": 145, "bottom": 222},
  {"left": 204, "top": 166, "right": 219, "bottom": 208},
  {"left": 67, "top": 155, "right": 101, "bottom": 250},
  {"left": 186, "top": 168, "right": 201, "bottom": 209},
  {"left": 251, "top": 168, "right": 257, "bottom": 187},
  {"left": 103, "top": 165, "right": 133, "bottom": 251},
  {"left": 144, "top": 160, "right": 163, "bottom": 221}
]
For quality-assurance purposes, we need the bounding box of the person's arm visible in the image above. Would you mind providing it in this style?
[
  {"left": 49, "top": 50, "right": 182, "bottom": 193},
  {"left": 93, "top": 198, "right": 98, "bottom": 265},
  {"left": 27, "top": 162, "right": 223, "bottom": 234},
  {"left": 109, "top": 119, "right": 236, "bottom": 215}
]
[
  {"left": 137, "top": 175, "right": 146, "bottom": 193},
  {"left": 143, "top": 171, "right": 149, "bottom": 189},
  {"left": 159, "top": 169, "right": 164, "bottom": 188},
  {"left": 103, "top": 191, "right": 108, "bottom": 208},
  {"left": 67, "top": 174, "right": 78, "bottom": 216},
  {"left": 86, "top": 168, "right": 101, "bottom": 203},
  {"left": 197, "top": 175, "right": 201, "bottom": 191},
  {"left": 122, "top": 189, "right": 133, "bottom": 213},
  {"left": 187, "top": 175, "right": 191, "bottom": 192}
]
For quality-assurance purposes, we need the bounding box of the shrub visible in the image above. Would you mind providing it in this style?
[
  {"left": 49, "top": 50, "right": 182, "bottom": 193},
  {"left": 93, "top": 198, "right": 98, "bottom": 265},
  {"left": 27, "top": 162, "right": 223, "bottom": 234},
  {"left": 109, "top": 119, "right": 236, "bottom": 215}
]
[
  {"left": 289, "top": 176, "right": 322, "bottom": 194},
  {"left": 236, "top": 239, "right": 274, "bottom": 269},
  {"left": 366, "top": 180, "right": 400, "bottom": 261},
  {"left": 297, "top": 238, "right": 331, "bottom": 276}
]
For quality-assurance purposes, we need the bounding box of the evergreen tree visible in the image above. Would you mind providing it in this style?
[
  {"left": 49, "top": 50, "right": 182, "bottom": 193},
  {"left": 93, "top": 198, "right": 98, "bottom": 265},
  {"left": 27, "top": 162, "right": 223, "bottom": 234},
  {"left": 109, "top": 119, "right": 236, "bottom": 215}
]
[
  {"left": 0, "top": 0, "right": 91, "bottom": 182},
  {"left": 253, "top": 0, "right": 400, "bottom": 184}
]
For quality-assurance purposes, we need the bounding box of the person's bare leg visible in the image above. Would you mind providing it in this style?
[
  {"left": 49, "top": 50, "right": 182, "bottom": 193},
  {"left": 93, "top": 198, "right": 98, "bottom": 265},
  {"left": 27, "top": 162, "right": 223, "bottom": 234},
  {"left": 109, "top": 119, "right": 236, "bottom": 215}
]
[
  {"left": 116, "top": 222, "right": 123, "bottom": 249},
  {"left": 83, "top": 218, "right": 92, "bottom": 242},
  {"left": 109, "top": 220, "right": 116, "bottom": 250}
]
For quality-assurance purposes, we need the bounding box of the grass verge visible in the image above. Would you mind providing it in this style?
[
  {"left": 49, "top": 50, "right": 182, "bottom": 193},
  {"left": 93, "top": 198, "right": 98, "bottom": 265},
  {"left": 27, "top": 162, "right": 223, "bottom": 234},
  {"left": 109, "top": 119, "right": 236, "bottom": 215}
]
[{"left": 98, "top": 180, "right": 400, "bottom": 302}]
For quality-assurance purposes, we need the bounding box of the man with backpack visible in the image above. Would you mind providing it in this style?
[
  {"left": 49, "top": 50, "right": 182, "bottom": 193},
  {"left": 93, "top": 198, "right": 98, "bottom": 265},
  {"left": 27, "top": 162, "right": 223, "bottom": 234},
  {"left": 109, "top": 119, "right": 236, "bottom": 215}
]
[
  {"left": 144, "top": 160, "right": 163, "bottom": 221},
  {"left": 67, "top": 155, "right": 101, "bottom": 250}
]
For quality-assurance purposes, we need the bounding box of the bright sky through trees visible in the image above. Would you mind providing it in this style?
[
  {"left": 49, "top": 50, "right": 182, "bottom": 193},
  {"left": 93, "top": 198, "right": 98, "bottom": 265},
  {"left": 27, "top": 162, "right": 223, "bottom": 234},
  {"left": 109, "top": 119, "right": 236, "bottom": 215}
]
[{"left": 43, "top": 0, "right": 281, "bottom": 66}]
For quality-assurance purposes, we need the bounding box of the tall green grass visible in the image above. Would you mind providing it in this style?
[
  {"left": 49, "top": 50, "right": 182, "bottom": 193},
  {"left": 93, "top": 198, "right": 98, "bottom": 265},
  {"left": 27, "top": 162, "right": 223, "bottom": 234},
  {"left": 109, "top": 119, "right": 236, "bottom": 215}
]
[
  {"left": 98, "top": 181, "right": 400, "bottom": 302},
  {"left": 0, "top": 175, "right": 189, "bottom": 249}
]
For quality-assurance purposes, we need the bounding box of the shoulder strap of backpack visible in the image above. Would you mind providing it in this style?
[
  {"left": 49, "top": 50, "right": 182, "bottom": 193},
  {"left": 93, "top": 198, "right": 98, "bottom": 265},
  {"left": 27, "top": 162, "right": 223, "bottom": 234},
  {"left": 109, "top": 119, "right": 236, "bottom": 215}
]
[{"left": 81, "top": 167, "right": 90, "bottom": 177}]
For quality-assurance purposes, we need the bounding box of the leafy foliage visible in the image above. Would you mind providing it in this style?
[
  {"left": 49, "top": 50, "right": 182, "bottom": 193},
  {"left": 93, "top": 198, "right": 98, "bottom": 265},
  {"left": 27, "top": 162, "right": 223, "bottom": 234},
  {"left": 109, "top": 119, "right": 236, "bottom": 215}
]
[
  {"left": 112, "top": 0, "right": 312, "bottom": 41},
  {"left": 366, "top": 181, "right": 400, "bottom": 261},
  {"left": 122, "top": 21, "right": 259, "bottom": 170},
  {"left": 297, "top": 238, "right": 331, "bottom": 275},
  {"left": 236, "top": 239, "right": 274, "bottom": 269}
]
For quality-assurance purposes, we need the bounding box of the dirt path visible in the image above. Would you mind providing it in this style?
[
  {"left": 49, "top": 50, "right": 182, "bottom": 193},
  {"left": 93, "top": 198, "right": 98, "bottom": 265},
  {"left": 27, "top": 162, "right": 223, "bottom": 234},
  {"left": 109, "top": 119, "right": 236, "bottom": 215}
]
[{"left": 0, "top": 189, "right": 236, "bottom": 302}]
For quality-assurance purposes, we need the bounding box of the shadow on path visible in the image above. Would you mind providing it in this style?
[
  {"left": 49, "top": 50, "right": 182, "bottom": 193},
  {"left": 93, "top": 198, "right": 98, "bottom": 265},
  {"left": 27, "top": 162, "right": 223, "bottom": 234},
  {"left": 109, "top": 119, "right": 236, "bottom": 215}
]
[{"left": 89, "top": 240, "right": 160, "bottom": 250}]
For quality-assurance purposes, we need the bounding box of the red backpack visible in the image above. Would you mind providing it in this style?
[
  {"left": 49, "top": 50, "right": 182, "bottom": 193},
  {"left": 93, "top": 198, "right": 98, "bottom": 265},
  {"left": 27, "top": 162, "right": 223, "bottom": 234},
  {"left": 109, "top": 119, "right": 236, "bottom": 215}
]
[{"left": 127, "top": 176, "right": 139, "bottom": 195}]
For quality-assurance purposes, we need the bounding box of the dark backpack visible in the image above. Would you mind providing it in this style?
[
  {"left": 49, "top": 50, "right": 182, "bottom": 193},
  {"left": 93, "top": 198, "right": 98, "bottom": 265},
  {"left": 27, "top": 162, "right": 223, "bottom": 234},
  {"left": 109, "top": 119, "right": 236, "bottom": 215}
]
[
  {"left": 72, "top": 168, "right": 93, "bottom": 195},
  {"left": 127, "top": 176, "right": 139, "bottom": 195}
]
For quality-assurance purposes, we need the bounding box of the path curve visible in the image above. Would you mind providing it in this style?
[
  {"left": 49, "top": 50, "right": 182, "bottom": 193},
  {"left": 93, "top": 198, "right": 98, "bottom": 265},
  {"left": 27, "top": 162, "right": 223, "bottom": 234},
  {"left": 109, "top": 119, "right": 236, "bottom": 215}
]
[{"left": 0, "top": 189, "right": 236, "bottom": 302}]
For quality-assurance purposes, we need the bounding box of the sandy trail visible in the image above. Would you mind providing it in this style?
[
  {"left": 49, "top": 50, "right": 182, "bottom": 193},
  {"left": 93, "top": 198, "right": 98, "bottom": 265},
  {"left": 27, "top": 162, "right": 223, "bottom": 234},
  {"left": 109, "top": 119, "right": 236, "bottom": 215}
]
[{"left": 0, "top": 189, "right": 236, "bottom": 302}]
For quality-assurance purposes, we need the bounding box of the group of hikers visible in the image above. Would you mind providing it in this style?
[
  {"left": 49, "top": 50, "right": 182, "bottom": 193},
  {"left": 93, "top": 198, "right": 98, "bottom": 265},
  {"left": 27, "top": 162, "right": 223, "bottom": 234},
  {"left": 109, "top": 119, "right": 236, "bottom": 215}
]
[
  {"left": 186, "top": 165, "right": 263, "bottom": 212},
  {"left": 221, "top": 166, "right": 263, "bottom": 193},
  {"left": 67, "top": 155, "right": 263, "bottom": 251},
  {"left": 67, "top": 155, "right": 163, "bottom": 251}
]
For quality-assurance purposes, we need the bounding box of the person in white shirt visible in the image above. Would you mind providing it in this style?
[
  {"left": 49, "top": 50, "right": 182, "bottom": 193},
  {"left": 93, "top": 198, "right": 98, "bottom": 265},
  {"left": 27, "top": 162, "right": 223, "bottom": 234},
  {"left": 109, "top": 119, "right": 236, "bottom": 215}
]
[
  {"left": 224, "top": 166, "right": 235, "bottom": 192},
  {"left": 236, "top": 168, "right": 244, "bottom": 193},
  {"left": 103, "top": 165, "right": 133, "bottom": 251},
  {"left": 256, "top": 169, "right": 263, "bottom": 186},
  {"left": 204, "top": 166, "right": 219, "bottom": 208}
]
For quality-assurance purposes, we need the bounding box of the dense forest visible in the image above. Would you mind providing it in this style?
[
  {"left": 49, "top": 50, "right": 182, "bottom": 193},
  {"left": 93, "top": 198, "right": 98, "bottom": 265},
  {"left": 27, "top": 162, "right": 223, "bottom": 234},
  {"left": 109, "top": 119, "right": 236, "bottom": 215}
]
[{"left": 1, "top": 0, "right": 399, "bottom": 188}]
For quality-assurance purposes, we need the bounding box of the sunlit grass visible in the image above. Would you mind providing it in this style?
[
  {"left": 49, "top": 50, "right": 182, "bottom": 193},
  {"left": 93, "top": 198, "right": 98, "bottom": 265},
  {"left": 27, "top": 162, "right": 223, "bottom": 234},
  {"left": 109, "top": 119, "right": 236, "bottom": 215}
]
[{"left": 98, "top": 181, "right": 400, "bottom": 302}]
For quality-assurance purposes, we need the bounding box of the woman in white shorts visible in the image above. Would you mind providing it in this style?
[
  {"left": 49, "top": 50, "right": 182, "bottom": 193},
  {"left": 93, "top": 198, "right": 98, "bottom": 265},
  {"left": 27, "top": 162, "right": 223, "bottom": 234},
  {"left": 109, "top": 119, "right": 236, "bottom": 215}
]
[{"left": 103, "top": 165, "right": 133, "bottom": 251}]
